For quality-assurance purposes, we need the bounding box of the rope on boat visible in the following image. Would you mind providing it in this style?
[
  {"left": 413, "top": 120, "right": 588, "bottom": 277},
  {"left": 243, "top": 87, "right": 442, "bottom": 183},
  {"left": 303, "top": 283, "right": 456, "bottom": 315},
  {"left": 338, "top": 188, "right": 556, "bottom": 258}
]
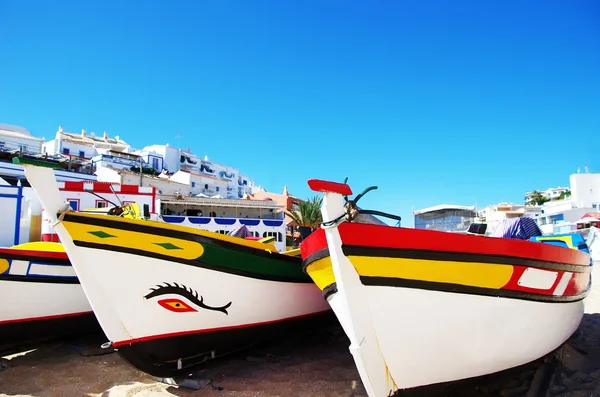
[
  {"left": 51, "top": 204, "right": 73, "bottom": 227},
  {"left": 322, "top": 213, "right": 347, "bottom": 229}
]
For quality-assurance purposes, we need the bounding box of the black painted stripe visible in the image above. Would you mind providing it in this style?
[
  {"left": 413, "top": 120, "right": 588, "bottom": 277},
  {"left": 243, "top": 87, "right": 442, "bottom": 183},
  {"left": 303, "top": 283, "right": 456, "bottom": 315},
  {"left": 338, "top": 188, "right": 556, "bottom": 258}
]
[
  {"left": 342, "top": 246, "right": 591, "bottom": 274},
  {"left": 62, "top": 213, "right": 301, "bottom": 265},
  {"left": 0, "top": 254, "right": 69, "bottom": 265},
  {"left": 323, "top": 282, "right": 337, "bottom": 300},
  {"left": 0, "top": 274, "right": 80, "bottom": 284},
  {"left": 360, "top": 276, "right": 590, "bottom": 303},
  {"left": 302, "top": 248, "right": 331, "bottom": 274},
  {"left": 73, "top": 240, "right": 311, "bottom": 284}
]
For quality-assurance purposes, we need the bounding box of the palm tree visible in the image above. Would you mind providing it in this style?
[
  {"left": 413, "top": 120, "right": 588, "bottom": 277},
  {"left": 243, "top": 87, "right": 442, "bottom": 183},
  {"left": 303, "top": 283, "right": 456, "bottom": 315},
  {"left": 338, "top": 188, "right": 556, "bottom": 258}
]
[
  {"left": 286, "top": 195, "right": 323, "bottom": 240},
  {"left": 527, "top": 190, "right": 548, "bottom": 206}
]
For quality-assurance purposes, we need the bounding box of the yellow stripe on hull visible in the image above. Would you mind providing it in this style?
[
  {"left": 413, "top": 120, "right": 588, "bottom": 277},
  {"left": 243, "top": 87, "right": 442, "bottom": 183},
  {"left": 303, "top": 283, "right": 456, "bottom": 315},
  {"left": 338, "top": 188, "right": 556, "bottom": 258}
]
[
  {"left": 9, "top": 242, "right": 66, "bottom": 252},
  {"left": 63, "top": 221, "right": 205, "bottom": 260},
  {"left": 62, "top": 212, "right": 279, "bottom": 252},
  {"left": 306, "top": 255, "right": 514, "bottom": 291},
  {"left": 305, "top": 257, "right": 335, "bottom": 290}
]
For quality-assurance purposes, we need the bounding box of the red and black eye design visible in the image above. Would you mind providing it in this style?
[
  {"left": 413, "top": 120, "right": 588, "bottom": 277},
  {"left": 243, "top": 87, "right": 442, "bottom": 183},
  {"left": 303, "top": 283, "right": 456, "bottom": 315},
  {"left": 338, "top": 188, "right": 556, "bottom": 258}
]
[
  {"left": 145, "top": 282, "right": 232, "bottom": 315},
  {"left": 157, "top": 298, "right": 197, "bottom": 313}
]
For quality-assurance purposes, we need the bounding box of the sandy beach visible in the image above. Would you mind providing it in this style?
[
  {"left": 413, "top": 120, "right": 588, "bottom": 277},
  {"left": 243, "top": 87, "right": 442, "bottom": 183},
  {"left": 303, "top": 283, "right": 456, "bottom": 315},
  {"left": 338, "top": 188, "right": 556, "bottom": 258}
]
[{"left": 2, "top": 262, "right": 600, "bottom": 397}]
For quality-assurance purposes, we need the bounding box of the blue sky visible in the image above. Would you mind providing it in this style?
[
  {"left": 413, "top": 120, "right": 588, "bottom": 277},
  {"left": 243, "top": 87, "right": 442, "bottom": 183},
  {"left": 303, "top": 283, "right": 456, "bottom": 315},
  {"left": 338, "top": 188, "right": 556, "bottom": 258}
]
[{"left": 1, "top": 0, "right": 598, "bottom": 226}]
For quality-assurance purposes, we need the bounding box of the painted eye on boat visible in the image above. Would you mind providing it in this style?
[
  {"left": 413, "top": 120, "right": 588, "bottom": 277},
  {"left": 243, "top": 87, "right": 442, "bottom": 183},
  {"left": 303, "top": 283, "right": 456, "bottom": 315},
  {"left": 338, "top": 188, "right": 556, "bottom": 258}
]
[{"left": 157, "top": 298, "right": 197, "bottom": 313}]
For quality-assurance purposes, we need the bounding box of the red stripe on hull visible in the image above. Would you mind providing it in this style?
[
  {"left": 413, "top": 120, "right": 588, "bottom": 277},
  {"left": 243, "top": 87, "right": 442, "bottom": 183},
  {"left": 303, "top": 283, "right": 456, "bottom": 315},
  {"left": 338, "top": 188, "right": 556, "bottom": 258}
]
[
  {"left": 112, "top": 309, "right": 332, "bottom": 347},
  {"left": 502, "top": 267, "right": 589, "bottom": 297},
  {"left": 564, "top": 272, "right": 591, "bottom": 296},
  {"left": 304, "top": 223, "right": 590, "bottom": 267},
  {"left": 0, "top": 310, "right": 93, "bottom": 325},
  {"left": 0, "top": 248, "right": 68, "bottom": 260}
]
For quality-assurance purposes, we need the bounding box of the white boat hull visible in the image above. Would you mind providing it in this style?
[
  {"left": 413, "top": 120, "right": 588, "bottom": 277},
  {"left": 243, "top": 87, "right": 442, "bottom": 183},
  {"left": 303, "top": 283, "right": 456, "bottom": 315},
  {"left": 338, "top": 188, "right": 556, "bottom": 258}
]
[{"left": 361, "top": 285, "right": 582, "bottom": 389}]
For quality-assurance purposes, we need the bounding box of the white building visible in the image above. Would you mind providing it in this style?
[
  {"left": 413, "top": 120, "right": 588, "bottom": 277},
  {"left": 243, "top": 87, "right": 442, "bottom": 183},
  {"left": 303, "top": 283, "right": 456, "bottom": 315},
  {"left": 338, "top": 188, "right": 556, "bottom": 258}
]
[
  {"left": 96, "top": 166, "right": 189, "bottom": 196},
  {"left": 413, "top": 204, "right": 477, "bottom": 233},
  {"left": 91, "top": 149, "right": 149, "bottom": 173},
  {"left": 533, "top": 171, "right": 600, "bottom": 234},
  {"left": 170, "top": 171, "right": 229, "bottom": 197},
  {"left": 570, "top": 172, "right": 600, "bottom": 210},
  {"left": 43, "top": 126, "right": 130, "bottom": 159},
  {"left": 142, "top": 145, "right": 258, "bottom": 199},
  {"left": 138, "top": 144, "right": 179, "bottom": 173},
  {"left": 0, "top": 123, "right": 45, "bottom": 154}
]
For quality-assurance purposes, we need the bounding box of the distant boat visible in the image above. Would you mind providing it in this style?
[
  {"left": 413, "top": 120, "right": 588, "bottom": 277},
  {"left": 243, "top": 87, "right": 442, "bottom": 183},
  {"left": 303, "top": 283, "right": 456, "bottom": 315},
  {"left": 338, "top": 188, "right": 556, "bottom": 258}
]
[
  {"left": 300, "top": 178, "right": 591, "bottom": 396},
  {"left": 0, "top": 242, "right": 100, "bottom": 355}
]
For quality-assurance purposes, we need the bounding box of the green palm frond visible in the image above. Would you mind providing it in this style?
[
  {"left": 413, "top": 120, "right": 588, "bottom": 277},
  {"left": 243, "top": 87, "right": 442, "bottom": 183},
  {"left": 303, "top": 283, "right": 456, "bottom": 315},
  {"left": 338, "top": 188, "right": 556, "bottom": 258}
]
[{"left": 286, "top": 195, "right": 323, "bottom": 228}]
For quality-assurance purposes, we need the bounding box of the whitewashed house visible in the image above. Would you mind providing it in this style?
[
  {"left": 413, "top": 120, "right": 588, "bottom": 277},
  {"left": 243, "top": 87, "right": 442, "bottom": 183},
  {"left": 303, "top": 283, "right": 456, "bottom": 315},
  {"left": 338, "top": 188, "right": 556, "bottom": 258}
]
[
  {"left": 43, "top": 126, "right": 130, "bottom": 159},
  {"left": 0, "top": 123, "right": 45, "bottom": 154}
]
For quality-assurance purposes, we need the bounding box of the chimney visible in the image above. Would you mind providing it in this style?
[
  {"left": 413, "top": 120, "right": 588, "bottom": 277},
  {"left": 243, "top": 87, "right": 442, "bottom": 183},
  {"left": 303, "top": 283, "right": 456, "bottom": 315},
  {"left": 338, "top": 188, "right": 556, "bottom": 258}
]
[
  {"left": 81, "top": 129, "right": 86, "bottom": 137},
  {"left": 103, "top": 131, "right": 108, "bottom": 141},
  {"left": 58, "top": 126, "right": 64, "bottom": 133}
]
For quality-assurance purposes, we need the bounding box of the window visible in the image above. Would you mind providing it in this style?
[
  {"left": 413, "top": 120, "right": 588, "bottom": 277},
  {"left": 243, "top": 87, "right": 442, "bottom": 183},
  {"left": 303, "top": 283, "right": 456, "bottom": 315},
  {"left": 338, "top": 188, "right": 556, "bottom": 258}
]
[
  {"left": 216, "top": 187, "right": 220, "bottom": 192},
  {"left": 152, "top": 158, "right": 160, "bottom": 170},
  {"left": 0, "top": 142, "right": 4, "bottom": 147},
  {"left": 262, "top": 231, "right": 283, "bottom": 242},
  {"left": 19, "top": 145, "right": 27, "bottom": 152},
  {"left": 96, "top": 200, "right": 108, "bottom": 208},
  {"left": 79, "top": 151, "right": 85, "bottom": 158},
  {"left": 68, "top": 199, "right": 80, "bottom": 211},
  {"left": 593, "top": 203, "right": 599, "bottom": 210},
  {"left": 205, "top": 184, "right": 209, "bottom": 189},
  {"left": 62, "top": 148, "right": 70, "bottom": 155},
  {"left": 191, "top": 182, "right": 195, "bottom": 188}
]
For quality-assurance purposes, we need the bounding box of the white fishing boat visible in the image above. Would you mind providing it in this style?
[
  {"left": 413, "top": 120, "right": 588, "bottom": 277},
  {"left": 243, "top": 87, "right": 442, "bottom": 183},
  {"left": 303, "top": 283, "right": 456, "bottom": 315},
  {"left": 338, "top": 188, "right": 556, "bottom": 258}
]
[
  {"left": 22, "top": 163, "right": 331, "bottom": 377},
  {"left": 0, "top": 165, "right": 156, "bottom": 355},
  {"left": 300, "top": 179, "right": 592, "bottom": 396}
]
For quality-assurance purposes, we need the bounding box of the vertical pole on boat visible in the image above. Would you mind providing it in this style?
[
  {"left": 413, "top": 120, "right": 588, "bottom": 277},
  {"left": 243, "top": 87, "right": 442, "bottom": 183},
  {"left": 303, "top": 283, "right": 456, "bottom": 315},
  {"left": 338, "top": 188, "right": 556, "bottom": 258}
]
[
  {"left": 139, "top": 157, "right": 143, "bottom": 187},
  {"left": 321, "top": 192, "right": 398, "bottom": 396}
]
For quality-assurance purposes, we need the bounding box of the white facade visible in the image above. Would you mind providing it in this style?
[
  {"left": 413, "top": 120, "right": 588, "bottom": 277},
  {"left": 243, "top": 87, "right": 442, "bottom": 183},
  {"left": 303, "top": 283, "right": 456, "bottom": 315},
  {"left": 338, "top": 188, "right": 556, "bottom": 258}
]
[
  {"left": 170, "top": 171, "right": 230, "bottom": 197},
  {"left": 0, "top": 123, "right": 44, "bottom": 154},
  {"left": 92, "top": 150, "right": 148, "bottom": 173},
  {"left": 138, "top": 144, "right": 178, "bottom": 172},
  {"left": 570, "top": 172, "right": 600, "bottom": 210},
  {"left": 43, "top": 126, "right": 130, "bottom": 159},
  {"left": 96, "top": 166, "right": 190, "bottom": 196}
]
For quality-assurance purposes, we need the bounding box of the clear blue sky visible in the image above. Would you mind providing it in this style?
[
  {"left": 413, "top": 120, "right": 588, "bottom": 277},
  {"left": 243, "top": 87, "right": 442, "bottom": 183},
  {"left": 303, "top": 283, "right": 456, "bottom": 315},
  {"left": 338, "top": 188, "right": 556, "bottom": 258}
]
[{"left": 1, "top": 0, "right": 598, "bottom": 226}]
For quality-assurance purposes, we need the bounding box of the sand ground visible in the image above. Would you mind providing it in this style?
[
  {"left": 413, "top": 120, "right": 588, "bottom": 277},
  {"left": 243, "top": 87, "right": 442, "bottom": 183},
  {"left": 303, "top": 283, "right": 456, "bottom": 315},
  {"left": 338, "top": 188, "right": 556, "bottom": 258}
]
[{"left": 2, "top": 261, "right": 600, "bottom": 397}]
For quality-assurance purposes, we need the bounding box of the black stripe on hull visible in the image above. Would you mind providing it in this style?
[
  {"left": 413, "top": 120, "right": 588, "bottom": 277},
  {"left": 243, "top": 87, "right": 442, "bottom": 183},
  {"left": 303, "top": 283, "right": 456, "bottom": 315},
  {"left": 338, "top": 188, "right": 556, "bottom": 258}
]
[
  {"left": 73, "top": 241, "right": 310, "bottom": 283},
  {"left": 116, "top": 311, "right": 337, "bottom": 377},
  {"left": 62, "top": 213, "right": 301, "bottom": 265},
  {"left": 360, "top": 276, "right": 590, "bottom": 303},
  {"left": 342, "top": 246, "right": 591, "bottom": 273},
  {"left": 0, "top": 312, "right": 102, "bottom": 355},
  {"left": 0, "top": 254, "right": 69, "bottom": 265},
  {"left": 302, "top": 250, "right": 589, "bottom": 303},
  {"left": 323, "top": 283, "right": 337, "bottom": 300},
  {"left": 302, "top": 248, "right": 331, "bottom": 274},
  {"left": 0, "top": 275, "right": 79, "bottom": 284}
]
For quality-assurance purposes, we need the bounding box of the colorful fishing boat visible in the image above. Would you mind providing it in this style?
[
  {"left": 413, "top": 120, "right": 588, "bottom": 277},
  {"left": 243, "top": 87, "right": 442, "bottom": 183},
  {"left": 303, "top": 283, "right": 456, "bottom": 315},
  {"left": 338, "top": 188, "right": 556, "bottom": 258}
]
[
  {"left": 300, "top": 179, "right": 592, "bottom": 396},
  {"left": 0, "top": 242, "right": 99, "bottom": 355},
  {"left": 22, "top": 164, "right": 331, "bottom": 377}
]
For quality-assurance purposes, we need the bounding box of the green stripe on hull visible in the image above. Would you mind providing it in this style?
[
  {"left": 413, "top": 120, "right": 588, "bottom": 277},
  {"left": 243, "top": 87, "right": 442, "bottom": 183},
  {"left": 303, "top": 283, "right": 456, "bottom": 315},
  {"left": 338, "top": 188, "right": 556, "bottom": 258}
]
[{"left": 199, "top": 243, "right": 309, "bottom": 282}]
